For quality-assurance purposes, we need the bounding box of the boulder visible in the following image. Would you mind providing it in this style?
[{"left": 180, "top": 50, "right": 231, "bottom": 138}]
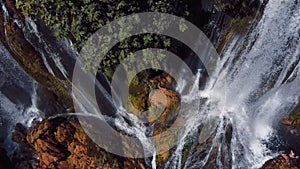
[
  {"left": 27, "top": 117, "right": 147, "bottom": 169},
  {"left": 128, "top": 73, "right": 180, "bottom": 128},
  {"left": 27, "top": 117, "right": 122, "bottom": 169},
  {"left": 261, "top": 154, "right": 300, "bottom": 169},
  {"left": 149, "top": 74, "right": 175, "bottom": 89}
]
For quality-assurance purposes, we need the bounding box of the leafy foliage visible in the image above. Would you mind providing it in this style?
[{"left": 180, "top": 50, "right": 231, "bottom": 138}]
[{"left": 16, "top": 0, "right": 190, "bottom": 77}]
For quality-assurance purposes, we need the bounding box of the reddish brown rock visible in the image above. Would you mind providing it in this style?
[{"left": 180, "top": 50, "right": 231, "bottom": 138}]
[
  {"left": 282, "top": 104, "right": 300, "bottom": 136},
  {"left": 261, "top": 154, "right": 299, "bottom": 169},
  {"left": 282, "top": 118, "right": 295, "bottom": 126},
  {"left": 149, "top": 74, "right": 175, "bottom": 89},
  {"left": 147, "top": 87, "right": 180, "bottom": 124},
  {"left": 27, "top": 117, "right": 123, "bottom": 169},
  {"left": 128, "top": 73, "right": 180, "bottom": 128},
  {"left": 148, "top": 75, "right": 181, "bottom": 168},
  {"left": 26, "top": 117, "right": 149, "bottom": 169}
]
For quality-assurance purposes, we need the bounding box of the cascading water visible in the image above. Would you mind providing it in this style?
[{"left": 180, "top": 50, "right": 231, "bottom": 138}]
[
  {"left": 22, "top": 18, "right": 74, "bottom": 79},
  {"left": 0, "top": 0, "right": 299, "bottom": 168},
  {"left": 164, "top": 0, "right": 300, "bottom": 168},
  {"left": 34, "top": 0, "right": 299, "bottom": 168},
  {"left": 0, "top": 41, "right": 42, "bottom": 156}
]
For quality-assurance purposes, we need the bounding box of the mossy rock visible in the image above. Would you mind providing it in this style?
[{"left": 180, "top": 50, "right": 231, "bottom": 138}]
[{"left": 0, "top": 8, "right": 72, "bottom": 108}]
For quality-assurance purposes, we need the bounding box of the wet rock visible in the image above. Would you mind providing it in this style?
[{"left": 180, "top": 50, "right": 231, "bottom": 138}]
[
  {"left": 0, "top": 147, "right": 13, "bottom": 169},
  {"left": 128, "top": 73, "right": 180, "bottom": 127},
  {"left": 213, "top": 0, "right": 261, "bottom": 17},
  {"left": 184, "top": 120, "right": 233, "bottom": 169},
  {"left": 261, "top": 154, "right": 300, "bottom": 169},
  {"left": 12, "top": 123, "right": 38, "bottom": 169},
  {"left": 36, "top": 85, "right": 65, "bottom": 117},
  {"left": 0, "top": 81, "right": 32, "bottom": 107},
  {"left": 282, "top": 104, "right": 300, "bottom": 135},
  {"left": 282, "top": 118, "right": 300, "bottom": 136},
  {"left": 280, "top": 104, "right": 300, "bottom": 154},
  {"left": 151, "top": 87, "right": 180, "bottom": 131},
  {"left": 5, "top": 0, "right": 24, "bottom": 20},
  {"left": 149, "top": 74, "right": 176, "bottom": 89},
  {"left": 12, "top": 123, "right": 28, "bottom": 145},
  {"left": 27, "top": 117, "right": 147, "bottom": 169},
  {"left": 282, "top": 103, "right": 300, "bottom": 125},
  {"left": 0, "top": 5, "right": 73, "bottom": 109},
  {"left": 148, "top": 74, "right": 181, "bottom": 168}
]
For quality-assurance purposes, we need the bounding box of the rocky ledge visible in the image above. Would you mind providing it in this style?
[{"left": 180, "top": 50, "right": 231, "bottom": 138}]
[
  {"left": 261, "top": 154, "right": 300, "bottom": 169},
  {"left": 25, "top": 117, "right": 146, "bottom": 169},
  {"left": 1, "top": 0, "right": 299, "bottom": 168}
]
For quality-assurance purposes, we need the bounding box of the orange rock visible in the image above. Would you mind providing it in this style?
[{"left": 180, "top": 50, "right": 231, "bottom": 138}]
[
  {"left": 261, "top": 155, "right": 299, "bottom": 169},
  {"left": 27, "top": 117, "right": 125, "bottom": 169},
  {"left": 149, "top": 74, "right": 175, "bottom": 89},
  {"left": 282, "top": 118, "right": 294, "bottom": 126}
]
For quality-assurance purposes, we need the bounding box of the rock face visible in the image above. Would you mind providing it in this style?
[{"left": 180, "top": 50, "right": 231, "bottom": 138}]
[
  {"left": 213, "top": 0, "right": 261, "bottom": 17},
  {"left": 149, "top": 87, "right": 179, "bottom": 126},
  {"left": 0, "top": 1, "right": 73, "bottom": 110},
  {"left": 12, "top": 123, "right": 38, "bottom": 169},
  {"left": 261, "top": 155, "right": 300, "bottom": 169},
  {"left": 282, "top": 118, "right": 300, "bottom": 136},
  {"left": 127, "top": 73, "right": 180, "bottom": 168},
  {"left": 0, "top": 147, "right": 13, "bottom": 169},
  {"left": 26, "top": 117, "right": 124, "bottom": 169},
  {"left": 129, "top": 73, "right": 180, "bottom": 126},
  {"left": 149, "top": 74, "right": 175, "bottom": 89},
  {"left": 282, "top": 104, "right": 300, "bottom": 136},
  {"left": 0, "top": 0, "right": 278, "bottom": 169}
]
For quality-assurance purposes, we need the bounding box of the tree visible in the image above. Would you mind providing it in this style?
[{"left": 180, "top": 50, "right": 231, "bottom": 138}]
[{"left": 17, "top": 0, "right": 190, "bottom": 78}]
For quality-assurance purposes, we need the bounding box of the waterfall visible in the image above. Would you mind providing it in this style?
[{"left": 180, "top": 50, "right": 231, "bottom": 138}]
[
  {"left": 0, "top": 0, "right": 299, "bottom": 168},
  {"left": 0, "top": 41, "right": 42, "bottom": 156},
  {"left": 50, "top": 0, "right": 299, "bottom": 168},
  {"left": 164, "top": 0, "right": 300, "bottom": 168}
]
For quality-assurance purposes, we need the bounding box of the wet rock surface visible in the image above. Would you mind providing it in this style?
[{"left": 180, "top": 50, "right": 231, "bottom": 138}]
[
  {"left": 128, "top": 73, "right": 180, "bottom": 126},
  {"left": 213, "top": 0, "right": 261, "bottom": 17},
  {"left": 261, "top": 155, "right": 300, "bottom": 169},
  {"left": 0, "top": 2, "right": 73, "bottom": 110},
  {"left": 0, "top": 147, "right": 13, "bottom": 169},
  {"left": 12, "top": 123, "right": 38, "bottom": 169},
  {"left": 27, "top": 117, "right": 123, "bottom": 169},
  {"left": 1, "top": 0, "right": 299, "bottom": 169},
  {"left": 282, "top": 104, "right": 300, "bottom": 136}
]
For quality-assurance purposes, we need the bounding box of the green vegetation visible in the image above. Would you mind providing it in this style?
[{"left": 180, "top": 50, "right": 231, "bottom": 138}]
[
  {"left": 127, "top": 74, "right": 149, "bottom": 115},
  {"left": 129, "top": 94, "right": 146, "bottom": 112},
  {"left": 289, "top": 105, "right": 300, "bottom": 125},
  {"left": 16, "top": 0, "right": 190, "bottom": 78},
  {"left": 230, "top": 16, "right": 252, "bottom": 34},
  {"left": 0, "top": 10, "right": 73, "bottom": 107},
  {"left": 216, "top": 15, "right": 254, "bottom": 53},
  {"left": 94, "top": 150, "right": 121, "bottom": 168}
]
